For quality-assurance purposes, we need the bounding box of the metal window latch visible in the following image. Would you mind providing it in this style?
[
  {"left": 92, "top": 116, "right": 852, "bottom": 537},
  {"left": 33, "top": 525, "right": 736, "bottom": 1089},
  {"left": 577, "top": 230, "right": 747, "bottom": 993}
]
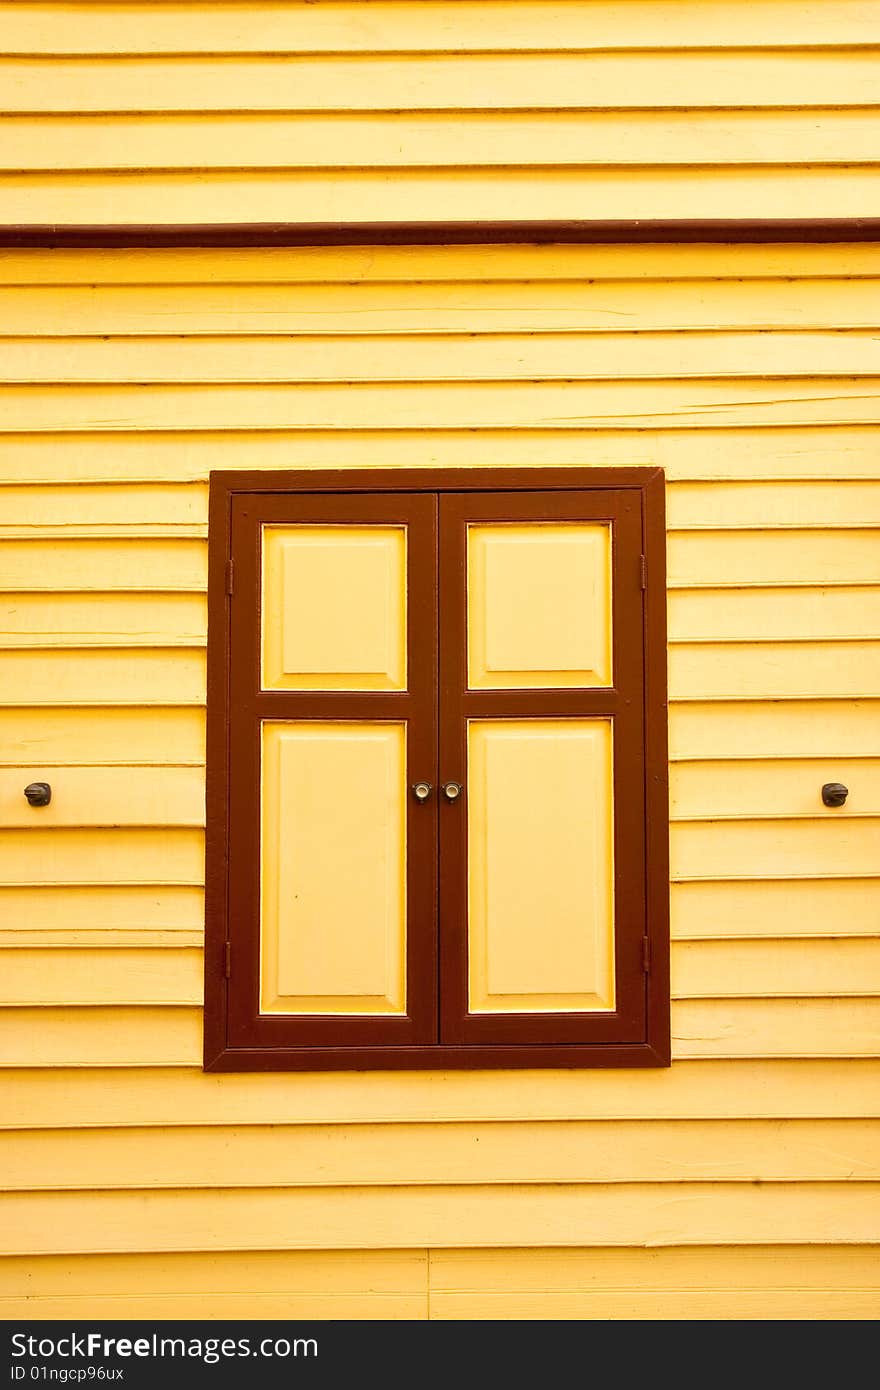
[
  {"left": 441, "top": 781, "right": 463, "bottom": 802},
  {"left": 24, "top": 782, "right": 52, "bottom": 807},
  {"left": 412, "top": 782, "right": 433, "bottom": 802}
]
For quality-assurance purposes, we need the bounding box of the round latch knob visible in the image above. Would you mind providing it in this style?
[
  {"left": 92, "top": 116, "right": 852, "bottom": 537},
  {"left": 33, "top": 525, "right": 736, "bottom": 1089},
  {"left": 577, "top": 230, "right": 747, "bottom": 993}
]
[
  {"left": 24, "top": 782, "right": 52, "bottom": 807},
  {"left": 412, "top": 782, "right": 433, "bottom": 803},
  {"left": 442, "top": 781, "right": 463, "bottom": 802},
  {"left": 821, "top": 782, "right": 848, "bottom": 808}
]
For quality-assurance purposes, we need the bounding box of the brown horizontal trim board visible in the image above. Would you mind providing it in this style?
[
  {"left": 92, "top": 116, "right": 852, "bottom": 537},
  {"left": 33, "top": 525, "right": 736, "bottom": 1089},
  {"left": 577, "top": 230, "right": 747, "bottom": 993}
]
[
  {"left": 205, "top": 467, "right": 669, "bottom": 1072},
  {"left": 2, "top": 219, "right": 880, "bottom": 247}
]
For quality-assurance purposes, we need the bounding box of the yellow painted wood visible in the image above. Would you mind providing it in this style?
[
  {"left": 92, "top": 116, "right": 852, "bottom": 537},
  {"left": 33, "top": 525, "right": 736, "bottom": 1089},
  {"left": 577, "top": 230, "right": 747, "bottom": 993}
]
[
  {"left": 0, "top": 886, "right": 204, "bottom": 935},
  {"left": 671, "top": 759, "right": 880, "bottom": 821},
  {"left": 6, "top": 3, "right": 878, "bottom": 55},
  {"left": 668, "top": 530, "right": 880, "bottom": 589},
  {"left": 670, "top": 701, "right": 880, "bottom": 761},
  {"left": 0, "top": 767, "right": 205, "bottom": 827},
  {"left": 4, "top": 169, "right": 880, "bottom": 225},
  {"left": 5, "top": 1118, "right": 878, "bottom": 1193},
  {"left": 3, "top": 53, "right": 878, "bottom": 115},
  {"left": 7, "top": 332, "right": 880, "bottom": 386},
  {"left": 4, "top": 426, "right": 880, "bottom": 487},
  {"left": 672, "top": 879, "right": 880, "bottom": 941},
  {"left": 261, "top": 723, "right": 407, "bottom": 1015},
  {"left": 467, "top": 524, "right": 611, "bottom": 689},
  {"left": 0, "top": 1247, "right": 426, "bottom": 1297},
  {"left": 429, "top": 1288, "right": 880, "bottom": 1319},
  {"left": 0, "top": 828, "right": 204, "bottom": 887},
  {"left": 669, "top": 641, "right": 880, "bottom": 701},
  {"left": 0, "top": 539, "right": 207, "bottom": 591},
  {"left": 0, "top": 650, "right": 206, "bottom": 705},
  {"left": 670, "top": 587, "right": 880, "bottom": 644},
  {"left": 0, "top": 593, "right": 206, "bottom": 648},
  {"left": 0, "top": 1008, "right": 201, "bottom": 1068},
  {"left": 6, "top": 379, "right": 880, "bottom": 434},
  {"left": 0, "top": 1293, "right": 423, "bottom": 1321},
  {"left": 672, "top": 817, "right": 880, "bottom": 881},
  {"left": 672, "top": 939, "right": 880, "bottom": 1000},
  {"left": 2, "top": 244, "right": 878, "bottom": 286},
  {"left": 0, "top": 483, "right": 207, "bottom": 531},
  {"left": 2, "top": 281, "right": 876, "bottom": 337},
  {"left": 4, "top": 999, "right": 875, "bottom": 1069},
  {"left": 668, "top": 480, "right": 880, "bottom": 530},
  {"left": 8, "top": 111, "right": 880, "bottom": 172},
  {"left": 673, "top": 999, "right": 880, "bottom": 1059},
  {"left": 262, "top": 525, "right": 406, "bottom": 692},
  {"left": 2, "top": 1182, "right": 878, "bottom": 1256},
  {"left": 0, "top": 949, "right": 201, "bottom": 1007},
  {"left": 3, "top": 1059, "right": 878, "bottom": 1130},
  {"left": 468, "top": 720, "right": 615, "bottom": 1012},
  {"left": 0, "top": 707, "right": 205, "bottom": 766}
]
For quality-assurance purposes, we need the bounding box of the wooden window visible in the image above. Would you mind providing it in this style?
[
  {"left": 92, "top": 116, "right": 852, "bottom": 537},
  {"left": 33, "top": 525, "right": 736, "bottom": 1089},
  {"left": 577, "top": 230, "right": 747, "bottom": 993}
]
[{"left": 205, "top": 469, "right": 669, "bottom": 1070}]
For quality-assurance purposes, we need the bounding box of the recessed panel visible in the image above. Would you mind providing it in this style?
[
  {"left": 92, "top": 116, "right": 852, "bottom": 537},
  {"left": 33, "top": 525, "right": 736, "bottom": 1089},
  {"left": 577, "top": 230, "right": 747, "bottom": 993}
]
[
  {"left": 468, "top": 719, "right": 615, "bottom": 1013},
  {"left": 467, "top": 523, "right": 612, "bottom": 688},
  {"left": 260, "top": 721, "right": 407, "bottom": 1014},
  {"left": 262, "top": 525, "right": 406, "bottom": 690}
]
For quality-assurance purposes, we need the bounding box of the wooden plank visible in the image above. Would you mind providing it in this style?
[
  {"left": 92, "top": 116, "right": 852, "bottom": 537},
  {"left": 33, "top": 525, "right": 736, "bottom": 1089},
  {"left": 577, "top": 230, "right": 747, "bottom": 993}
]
[
  {"left": 2, "top": 425, "right": 879, "bottom": 487},
  {"left": 3, "top": 169, "right": 879, "bottom": 224},
  {"left": 4, "top": 1118, "right": 878, "bottom": 1193},
  {"left": 0, "top": 707, "right": 205, "bottom": 766},
  {"left": 0, "top": 650, "right": 206, "bottom": 705},
  {"left": 672, "top": 878, "right": 880, "bottom": 941},
  {"left": 672, "top": 817, "right": 880, "bottom": 880},
  {"left": 0, "top": 1247, "right": 426, "bottom": 1295},
  {"left": 0, "top": 885, "right": 203, "bottom": 933},
  {"left": 1, "top": 1001, "right": 876, "bottom": 1068},
  {"left": 672, "top": 939, "right": 880, "bottom": 1000},
  {"left": 669, "top": 641, "right": 880, "bottom": 700},
  {"left": 5, "top": 331, "right": 880, "bottom": 385},
  {"left": 2, "top": 53, "right": 878, "bottom": 114},
  {"left": 673, "top": 999, "right": 880, "bottom": 1058},
  {"left": 2, "top": 243, "right": 877, "bottom": 286},
  {"left": 0, "top": 593, "right": 206, "bottom": 647},
  {"left": 3, "top": 379, "right": 880, "bottom": 434},
  {"left": 433, "top": 1242, "right": 880, "bottom": 1291},
  {"left": 0, "top": 539, "right": 207, "bottom": 591},
  {"left": 670, "top": 585, "right": 880, "bottom": 643},
  {"left": 5, "top": 111, "right": 880, "bottom": 171},
  {"left": 0, "top": 948, "right": 202, "bottom": 1006},
  {"left": 1, "top": 280, "right": 876, "bottom": 337},
  {"left": 670, "top": 701, "right": 880, "bottom": 760},
  {"left": 429, "top": 1289, "right": 880, "bottom": 1319},
  {"left": 0, "top": 828, "right": 205, "bottom": 886},
  {"left": 4, "top": 2, "right": 878, "bottom": 55},
  {"left": 2, "top": 1059, "right": 876, "bottom": 1127},
  {"left": 671, "top": 758, "right": 880, "bottom": 821},
  {"left": 0, "top": 1292, "right": 424, "bottom": 1321},
  {"left": 0, "top": 767, "right": 205, "bottom": 828},
  {"left": 0, "top": 1007, "right": 201, "bottom": 1067},
  {"left": 668, "top": 530, "right": 880, "bottom": 589},
  {"left": 2, "top": 1182, "right": 878, "bottom": 1255},
  {"left": 668, "top": 480, "right": 880, "bottom": 529},
  {"left": 0, "top": 483, "right": 207, "bottom": 528}
]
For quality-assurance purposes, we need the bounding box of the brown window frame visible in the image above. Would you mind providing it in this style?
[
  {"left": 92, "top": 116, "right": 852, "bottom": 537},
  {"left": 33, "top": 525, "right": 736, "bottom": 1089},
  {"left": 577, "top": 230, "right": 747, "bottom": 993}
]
[{"left": 205, "top": 467, "right": 669, "bottom": 1071}]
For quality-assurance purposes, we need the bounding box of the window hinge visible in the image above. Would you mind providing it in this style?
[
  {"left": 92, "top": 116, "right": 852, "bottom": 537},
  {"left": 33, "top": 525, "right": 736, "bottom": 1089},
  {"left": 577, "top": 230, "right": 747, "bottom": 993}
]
[
  {"left": 225, "top": 559, "right": 235, "bottom": 596},
  {"left": 642, "top": 935, "right": 652, "bottom": 973},
  {"left": 639, "top": 554, "right": 648, "bottom": 590},
  {"left": 224, "top": 941, "right": 232, "bottom": 979}
]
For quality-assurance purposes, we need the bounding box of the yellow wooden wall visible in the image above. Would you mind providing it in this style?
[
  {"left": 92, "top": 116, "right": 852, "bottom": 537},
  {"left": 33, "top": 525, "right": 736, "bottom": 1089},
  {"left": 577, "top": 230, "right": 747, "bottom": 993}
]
[
  {"left": 1, "top": 238, "right": 879, "bottom": 1319},
  {"left": 1, "top": 0, "right": 880, "bottom": 1322},
  {"left": 1, "top": 0, "right": 880, "bottom": 223}
]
